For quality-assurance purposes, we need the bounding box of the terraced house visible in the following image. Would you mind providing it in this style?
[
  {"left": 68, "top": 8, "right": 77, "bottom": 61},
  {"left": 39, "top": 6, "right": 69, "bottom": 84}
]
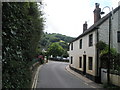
[{"left": 68, "top": 3, "right": 120, "bottom": 84}]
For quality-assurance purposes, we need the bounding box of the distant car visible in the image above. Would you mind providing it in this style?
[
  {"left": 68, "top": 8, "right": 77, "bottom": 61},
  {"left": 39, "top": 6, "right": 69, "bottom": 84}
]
[
  {"left": 57, "top": 56, "right": 61, "bottom": 60},
  {"left": 62, "top": 57, "right": 69, "bottom": 61},
  {"left": 67, "top": 57, "right": 69, "bottom": 60},
  {"left": 63, "top": 58, "right": 66, "bottom": 60}
]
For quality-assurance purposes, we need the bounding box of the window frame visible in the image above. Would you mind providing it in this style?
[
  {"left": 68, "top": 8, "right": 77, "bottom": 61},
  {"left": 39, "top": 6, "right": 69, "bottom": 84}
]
[
  {"left": 79, "top": 39, "right": 82, "bottom": 49},
  {"left": 71, "top": 43, "right": 73, "bottom": 50},
  {"left": 79, "top": 57, "right": 82, "bottom": 68},
  {"left": 71, "top": 56, "right": 73, "bottom": 64},
  {"left": 89, "top": 34, "right": 93, "bottom": 47},
  {"left": 117, "top": 31, "right": 120, "bottom": 43},
  {"left": 88, "top": 57, "right": 93, "bottom": 70}
]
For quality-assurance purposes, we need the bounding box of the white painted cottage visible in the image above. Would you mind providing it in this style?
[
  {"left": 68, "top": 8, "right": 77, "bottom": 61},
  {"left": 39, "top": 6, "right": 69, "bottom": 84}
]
[{"left": 68, "top": 3, "right": 120, "bottom": 83}]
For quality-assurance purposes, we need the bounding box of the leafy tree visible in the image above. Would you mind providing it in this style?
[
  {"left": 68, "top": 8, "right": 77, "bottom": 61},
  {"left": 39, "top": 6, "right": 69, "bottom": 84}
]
[
  {"left": 47, "top": 42, "right": 64, "bottom": 57},
  {"left": 59, "top": 41, "right": 69, "bottom": 50},
  {"left": 58, "top": 41, "right": 69, "bottom": 57},
  {"left": 62, "top": 50, "right": 69, "bottom": 58}
]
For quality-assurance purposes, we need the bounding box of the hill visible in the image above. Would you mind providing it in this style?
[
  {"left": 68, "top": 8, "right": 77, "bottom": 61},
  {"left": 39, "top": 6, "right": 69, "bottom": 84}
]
[{"left": 38, "top": 32, "right": 75, "bottom": 53}]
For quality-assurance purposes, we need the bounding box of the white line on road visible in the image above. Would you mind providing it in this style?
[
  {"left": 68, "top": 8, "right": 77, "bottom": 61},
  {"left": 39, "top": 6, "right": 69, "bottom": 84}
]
[{"left": 31, "top": 65, "right": 43, "bottom": 89}]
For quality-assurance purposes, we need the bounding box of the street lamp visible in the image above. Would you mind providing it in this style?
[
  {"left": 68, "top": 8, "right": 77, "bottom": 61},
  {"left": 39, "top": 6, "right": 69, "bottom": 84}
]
[{"left": 100, "top": 6, "right": 113, "bottom": 85}]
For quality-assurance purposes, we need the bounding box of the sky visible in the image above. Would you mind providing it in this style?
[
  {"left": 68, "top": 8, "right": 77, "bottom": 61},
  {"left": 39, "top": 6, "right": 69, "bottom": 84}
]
[{"left": 42, "top": 0, "right": 120, "bottom": 37}]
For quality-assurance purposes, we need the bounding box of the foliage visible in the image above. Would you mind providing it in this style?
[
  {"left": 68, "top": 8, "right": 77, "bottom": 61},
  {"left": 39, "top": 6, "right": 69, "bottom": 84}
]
[
  {"left": 62, "top": 50, "right": 69, "bottom": 58},
  {"left": 96, "top": 41, "right": 120, "bottom": 75},
  {"left": 110, "top": 53, "right": 120, "bottom": 75},
  {"left": 39, "top": 32, "right": 74, "bottom": 51},
  {"left": 47, "top": 33, "right": 74, "bottom": 43},
  {"left": 96, "top": 41, "right": 117, "bottom": 56},
  {"left": 96, "top": 40, "right": 107, "bottom": 51},
  {"left": 47, "top": 42, "right": 64, "bottom": 57},
  {"left": 2, "top": 2, "right": 44, "bottom": 88},
  {"left": 38, "top": 32, "right": 74, "bottom": 57}
]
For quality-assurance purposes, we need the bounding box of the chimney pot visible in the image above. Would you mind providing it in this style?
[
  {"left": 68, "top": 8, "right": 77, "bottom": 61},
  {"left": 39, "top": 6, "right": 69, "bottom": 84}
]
[{"left": 95, "top": 3, "right": 99, "bottom": 8}]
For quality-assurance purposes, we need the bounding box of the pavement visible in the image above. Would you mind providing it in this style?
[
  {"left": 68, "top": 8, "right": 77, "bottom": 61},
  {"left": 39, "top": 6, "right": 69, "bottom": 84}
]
[
  {"left": 65, "top": 65, "right": 103, "bottom": 88},
  {"left": 32, "top": 61, "right": 103, "bottom": 88}
]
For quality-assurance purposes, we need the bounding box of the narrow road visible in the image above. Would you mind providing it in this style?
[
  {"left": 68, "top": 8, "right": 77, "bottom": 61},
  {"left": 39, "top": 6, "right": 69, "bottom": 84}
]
[{"left": 36, "top": 61, "right": 93, "bottom": 88}]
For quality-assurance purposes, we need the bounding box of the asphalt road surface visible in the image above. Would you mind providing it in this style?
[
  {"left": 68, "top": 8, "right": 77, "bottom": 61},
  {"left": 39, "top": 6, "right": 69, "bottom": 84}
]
[{"left": 36, "top": 61, "right": 93, "bottom": 88}]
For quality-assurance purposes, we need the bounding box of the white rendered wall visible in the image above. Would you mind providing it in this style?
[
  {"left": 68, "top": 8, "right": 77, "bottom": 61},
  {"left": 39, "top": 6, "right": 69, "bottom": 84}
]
[{"left": 68, "top": 31, "right": 97, "bottom": 76}]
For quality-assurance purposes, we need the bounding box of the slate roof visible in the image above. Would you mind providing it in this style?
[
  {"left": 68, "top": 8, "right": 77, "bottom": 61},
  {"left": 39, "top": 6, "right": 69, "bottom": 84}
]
[{"left": 70, "top": 5, "right": 120, "bottom": 43}]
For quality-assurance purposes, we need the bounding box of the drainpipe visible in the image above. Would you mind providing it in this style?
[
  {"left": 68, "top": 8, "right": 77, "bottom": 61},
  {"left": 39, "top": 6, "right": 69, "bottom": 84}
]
[{"left": 96, "top": 27, "right": 100, "bottom": 83}]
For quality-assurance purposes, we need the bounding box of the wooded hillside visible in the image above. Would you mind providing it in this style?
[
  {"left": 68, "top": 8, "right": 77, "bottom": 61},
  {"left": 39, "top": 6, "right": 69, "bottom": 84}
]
[{"left": 38, "top": 32, "right": 75, "bottom": 52}]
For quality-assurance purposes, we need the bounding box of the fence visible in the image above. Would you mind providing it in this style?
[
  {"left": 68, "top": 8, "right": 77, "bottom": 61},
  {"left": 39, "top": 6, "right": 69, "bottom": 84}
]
[{"left": 100, "top": 53, "right": 120, "bottom": 87}]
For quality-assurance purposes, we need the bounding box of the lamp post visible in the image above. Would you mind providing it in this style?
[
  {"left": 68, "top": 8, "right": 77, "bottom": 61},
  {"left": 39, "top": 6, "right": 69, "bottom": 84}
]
[{"left": 101, "top": 6, "right": 113, "bottom": 85}]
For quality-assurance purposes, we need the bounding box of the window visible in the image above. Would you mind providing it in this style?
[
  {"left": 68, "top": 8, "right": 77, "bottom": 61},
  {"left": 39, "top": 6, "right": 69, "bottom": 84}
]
[
  {"left": 79, "top": 39, "right": 82, "bottom": 49},
  {"left": 71, "top": 43, "right": 73, "bottom": 50},
  {"left": 71, "top": 56, "right": 73, "bottom": 64},
  {"left": 88, "top": 57, "right": 93, "bottom": 70},
  {"left": 117, "top": 31, "right": 120, "bottom": 42},
  {"left": 89, "top": 34, "right": 93, "bottom": 46},
  {"left": 79, "top": 57, "right": 82, "bottom": 68}
]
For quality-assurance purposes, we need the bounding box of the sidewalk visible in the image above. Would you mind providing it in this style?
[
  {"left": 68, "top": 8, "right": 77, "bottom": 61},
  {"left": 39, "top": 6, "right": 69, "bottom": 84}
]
[{"left": 65, "top": 65, "right": 103, "bottom": 88}]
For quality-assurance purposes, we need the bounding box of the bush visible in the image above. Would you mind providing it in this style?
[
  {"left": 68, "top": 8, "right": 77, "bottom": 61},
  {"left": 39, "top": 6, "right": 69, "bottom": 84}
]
[{"left": 97, "top": 41, "right": 120, "bottom": 75}]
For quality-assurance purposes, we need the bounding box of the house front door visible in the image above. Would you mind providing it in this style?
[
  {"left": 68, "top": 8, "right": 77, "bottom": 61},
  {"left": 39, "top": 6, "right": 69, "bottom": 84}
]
[{"left": 83, "top": 55, "right": 86, "bottom": 75}]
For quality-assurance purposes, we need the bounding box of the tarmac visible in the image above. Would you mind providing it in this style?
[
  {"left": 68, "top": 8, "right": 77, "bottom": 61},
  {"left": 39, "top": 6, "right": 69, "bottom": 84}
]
[{"left": 32, "top": 61, "right": 103, "bottom": 89}]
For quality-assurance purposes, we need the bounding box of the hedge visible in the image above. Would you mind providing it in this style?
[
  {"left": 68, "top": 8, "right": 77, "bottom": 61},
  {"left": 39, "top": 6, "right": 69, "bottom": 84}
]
[{"left": 2, "top": 2, "right": 44, "bottom": 88}]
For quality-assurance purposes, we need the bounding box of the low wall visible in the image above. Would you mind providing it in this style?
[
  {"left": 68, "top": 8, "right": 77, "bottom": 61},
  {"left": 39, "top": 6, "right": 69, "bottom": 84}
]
[
  {"left": 101, "top": 68, "right": 120, "bottom": 87},
  {"left": 110, "top": 74, "right": 120, "bottom": 87}
]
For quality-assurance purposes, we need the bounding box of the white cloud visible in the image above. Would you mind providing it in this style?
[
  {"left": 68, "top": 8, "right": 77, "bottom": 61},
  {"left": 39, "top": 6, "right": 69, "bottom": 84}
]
[
  {"left": 111, "top": 0, "right": 120, "bottom": 8},
  {"left": 43, "top": 0, "right": 120, "bottom": 37}
]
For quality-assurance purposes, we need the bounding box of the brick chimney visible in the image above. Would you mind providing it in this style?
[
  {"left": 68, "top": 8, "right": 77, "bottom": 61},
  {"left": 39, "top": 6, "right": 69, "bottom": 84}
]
[
  {"left": 93, "top": 3, "right": 101, "bottom": 23},
  {"left": 83, "top": 21, "right": 87, "bottom": 33}
]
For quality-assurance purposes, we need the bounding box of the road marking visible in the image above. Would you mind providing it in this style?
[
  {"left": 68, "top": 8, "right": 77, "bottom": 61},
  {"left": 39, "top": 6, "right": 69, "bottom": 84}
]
[{"left": 31, "top": 65, "right": 43, "bottom": 89}]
